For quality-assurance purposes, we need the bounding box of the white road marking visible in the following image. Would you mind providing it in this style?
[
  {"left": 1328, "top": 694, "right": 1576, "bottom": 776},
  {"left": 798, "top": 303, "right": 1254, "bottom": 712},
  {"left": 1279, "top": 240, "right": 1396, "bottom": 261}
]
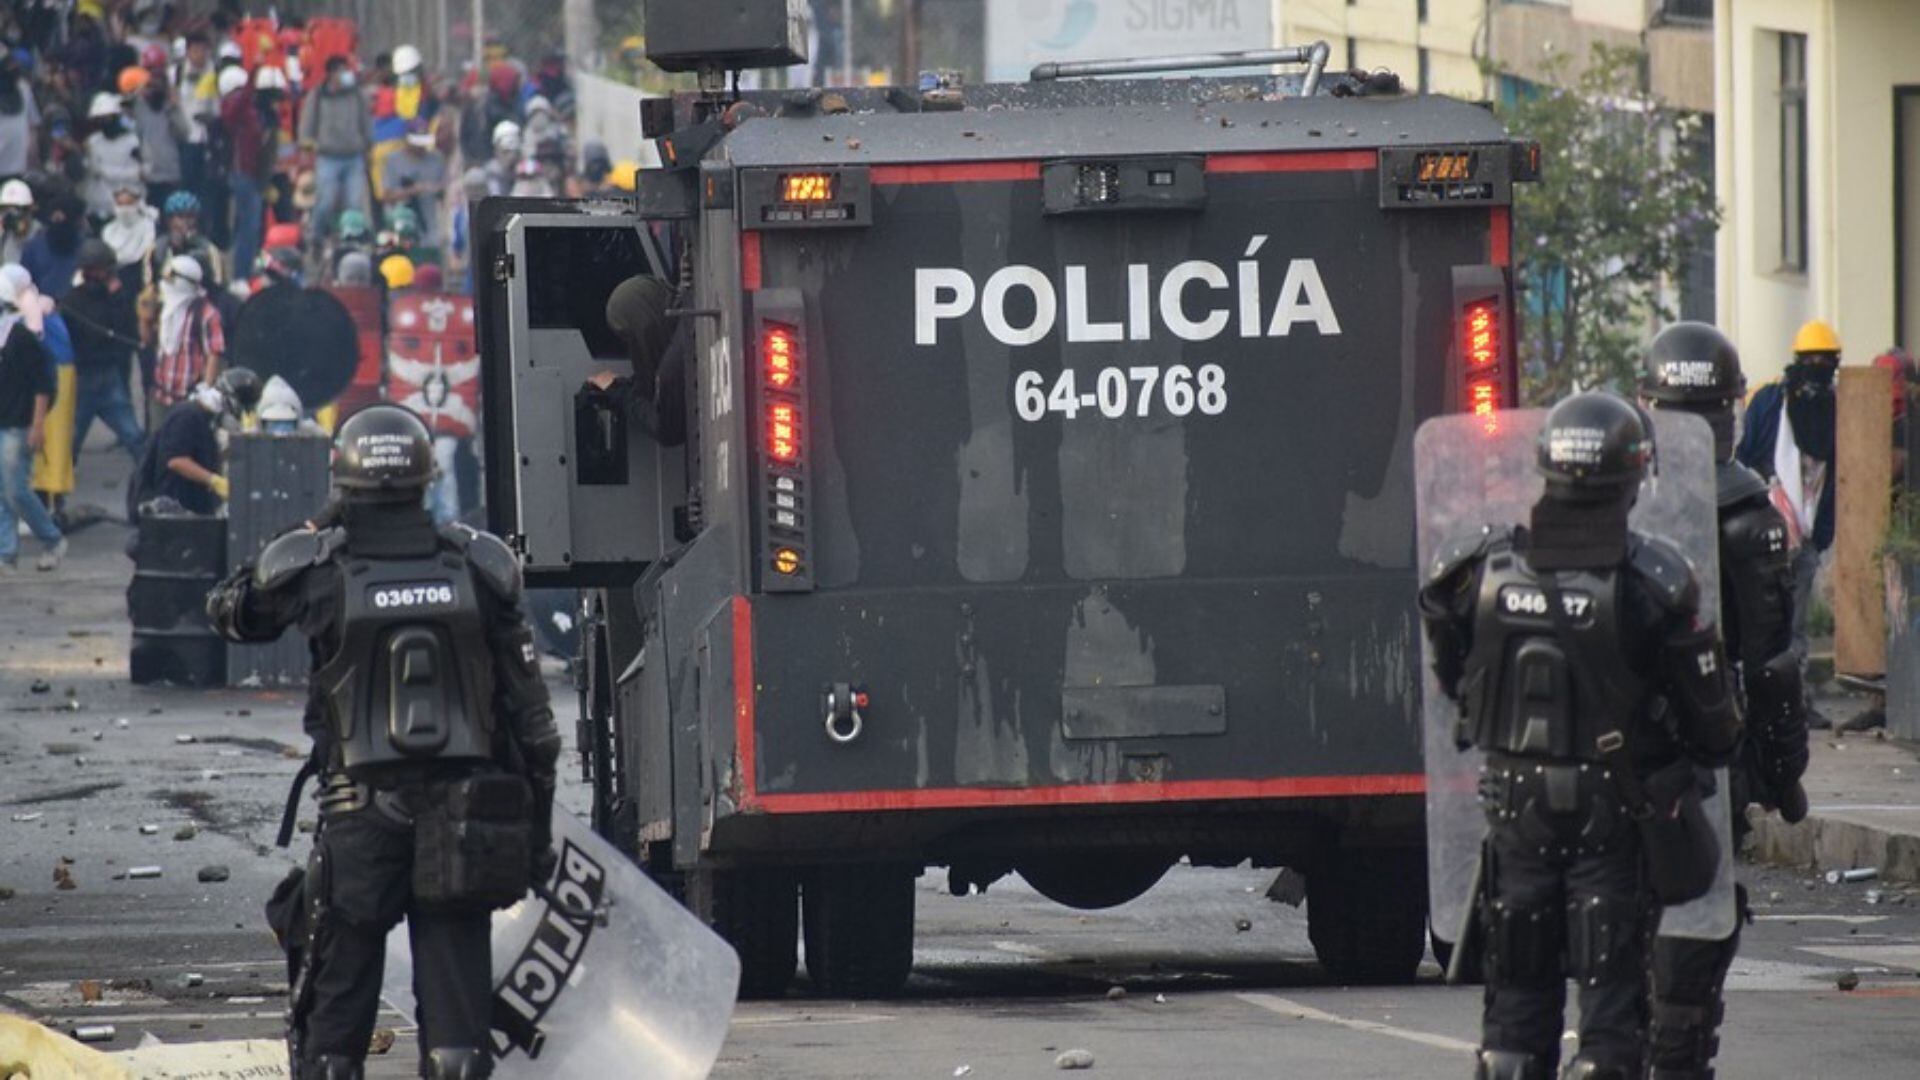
[
  {"left": 990, "top": 940, "right": 1061, "bottom": 961},
  {"left": 1796, "top": 945, "right": 1920, "bottom": 969},
  {"left": 729, "top": 1011, "right": 895, "bottom": 1028},
  {"left": 1753, "top": 914, "right": 1889, "bottom": 925},
  {"left": 1235, "top": 993, "right": 1477, "bottom": 1055}
]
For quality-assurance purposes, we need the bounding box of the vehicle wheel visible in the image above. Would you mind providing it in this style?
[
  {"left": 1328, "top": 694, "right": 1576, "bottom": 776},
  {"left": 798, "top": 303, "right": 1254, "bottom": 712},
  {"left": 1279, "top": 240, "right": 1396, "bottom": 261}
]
[
  {"left": 1016, "top": 855, "right": 1174, "bottom": 910},
  {"left": 1307, "top": 848, "right": 1426, "bottom": 985},
  {"left": 803, "top": 863, "right": 916, "bottom": 998},
  {"left": 687, "top": 867, "right": 799, "bottom": 999}
]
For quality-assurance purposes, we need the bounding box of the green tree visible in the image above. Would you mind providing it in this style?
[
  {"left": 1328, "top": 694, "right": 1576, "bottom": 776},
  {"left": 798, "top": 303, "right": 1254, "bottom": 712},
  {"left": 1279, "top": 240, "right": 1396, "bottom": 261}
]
[{"left": 1495, "top": 45, "right": 1719, "bottom": 403}]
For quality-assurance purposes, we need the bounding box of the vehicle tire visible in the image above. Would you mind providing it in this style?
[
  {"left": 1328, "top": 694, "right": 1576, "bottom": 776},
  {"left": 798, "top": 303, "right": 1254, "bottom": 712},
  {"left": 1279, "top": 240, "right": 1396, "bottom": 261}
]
[
  {"left": 687, "top": 867, "right": 799, "bottom": 999},
  {"left": 1307, "top": 848, "right": 1427, "bottom": 985},
  {"left": 1015, "top": 855, "right": 1174, "bottom": 910},
  {"left": 802, "top": 863, "right": 916, "bottom": 998}
]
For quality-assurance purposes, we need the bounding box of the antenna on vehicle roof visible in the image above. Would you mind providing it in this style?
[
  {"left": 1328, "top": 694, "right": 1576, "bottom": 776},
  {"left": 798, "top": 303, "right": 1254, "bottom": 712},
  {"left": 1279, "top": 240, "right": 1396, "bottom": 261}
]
[{"left": 1029, "top": 41, "right": 1332, "bottom": 98}]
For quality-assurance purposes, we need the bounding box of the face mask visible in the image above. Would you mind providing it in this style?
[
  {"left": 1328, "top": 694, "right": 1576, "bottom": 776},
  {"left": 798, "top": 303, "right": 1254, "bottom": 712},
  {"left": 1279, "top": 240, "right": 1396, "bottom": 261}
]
[
  {"left": 101, "top": 118, "right": 124, "bottom": 137},
  {"left": 399, "top": 72, "right": 419, "bottom": 87},
  {"left": 337, "top": 72, "right": 356, "bottom": 90},
  {"left": 114, "top": 203, "right": 143, "bottom": 223}
]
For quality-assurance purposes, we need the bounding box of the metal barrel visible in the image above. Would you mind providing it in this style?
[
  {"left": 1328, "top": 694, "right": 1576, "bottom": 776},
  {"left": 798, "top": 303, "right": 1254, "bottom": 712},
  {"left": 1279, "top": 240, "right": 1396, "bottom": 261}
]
[{"left": 127, "top": 513, "right": 227, "bottom": 687}]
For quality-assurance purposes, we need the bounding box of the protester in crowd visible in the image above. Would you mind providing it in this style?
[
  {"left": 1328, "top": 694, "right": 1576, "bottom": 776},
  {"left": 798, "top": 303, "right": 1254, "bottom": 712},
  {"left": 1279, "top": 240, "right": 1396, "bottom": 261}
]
[
  {"left": 0, "top": 177, "right": 33, "bottom": 263},
  {"left": 576, "top": 140, "right": 614, "bottom": 197},
  {"left": 38, "top": 97, "right": 85, "bottom": 189},
  {"left": 150, "top": 253, "right": 221, "bottom": 408},
  {"left": 379, "top": 252, "right": 413, "bottom": 292},
  {"left": 299, "top": 55, "right": 372, "bottom": 244},
  {"left": 510, "top": 155, "right": 554, "bottom": 198},
  {"left": 9, "top": 264, "right": 78, "bottom": 517},
  {"left": 217, "top": 62, "right": 268, "bottom": 280},
  {"left": 148, "top": 188, "right": 222, "bottom": 289},
  {"left": 523, "top": 94, "right": 566, "bottom": 165},
  {"left": 381, "top": 118, "right": 445, "bottom": 249},
  {"left": 101, "top": 181, "right": 154, "bottom": 291},
  {"left": 335, "top": 248, "right": 373, "bottom": 288},
  {"left": 532, "top": 50, "right": 575, "bottom": 121},
  {"left": 483, "top": 61, "right": 523, "bottom": 141},
  {"left": 83, "top": 89, "right": 141, "bottom": 221},
  {"left": 0, "top": 46, "right": 40, "bottom": 180},
  {"left": 20, "top": 184, "right": 83, "bottom": 300},
  {"left": 330, "top": 206, "right": 372, "bottom": 279},
  {"left": 136, "top": 379, "right": 226, "bottom": 516},
  {"left": 61, "top": 7, "right": 112, "bottom": 100},
  {"left": 0, "top": 258, "right": 61, "bottom": 571},
  {"left": 130, "top": 43, "right": 188, "bottom": 211},
  {"left": 64, "top": 237, "right": 142, "bottom": 462},
  {"left": 484, "top": 119, "right": 519, "bottom": 197}
]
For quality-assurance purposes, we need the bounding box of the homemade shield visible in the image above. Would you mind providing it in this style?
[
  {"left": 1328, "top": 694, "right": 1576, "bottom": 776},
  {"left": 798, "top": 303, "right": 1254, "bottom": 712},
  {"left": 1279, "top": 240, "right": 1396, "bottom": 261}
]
[
  {"left": 386, "top": 292, "right": 481, "bottom": 438},
  {"left": 385, "top": 809, "right": 740, "bottom": 1078},
  {"left": 1415, "top": 408, "right": 1733, "bottom": 948},
  {"left": 230, "top": 284, "right": 360, "bottom": 410}
]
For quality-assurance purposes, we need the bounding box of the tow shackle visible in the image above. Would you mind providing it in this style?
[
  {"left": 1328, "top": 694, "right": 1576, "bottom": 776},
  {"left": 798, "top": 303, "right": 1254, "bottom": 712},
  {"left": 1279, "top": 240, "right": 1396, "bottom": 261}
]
[{"left": 824, "top": 682, "right": 867, "bottom": 745}]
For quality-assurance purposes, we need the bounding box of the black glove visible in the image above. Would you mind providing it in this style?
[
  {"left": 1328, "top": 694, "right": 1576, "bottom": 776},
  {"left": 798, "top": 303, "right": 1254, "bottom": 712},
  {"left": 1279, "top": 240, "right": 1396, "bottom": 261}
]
[{"left": 528, "top": 775, "right": 556, "bottom": 885}]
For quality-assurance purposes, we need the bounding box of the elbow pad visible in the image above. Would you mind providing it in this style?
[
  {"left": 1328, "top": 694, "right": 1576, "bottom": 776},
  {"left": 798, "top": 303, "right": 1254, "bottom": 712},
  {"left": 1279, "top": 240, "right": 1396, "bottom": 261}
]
[{"left": 1662, "top": 621, "right": 1742, "bottom": 763}]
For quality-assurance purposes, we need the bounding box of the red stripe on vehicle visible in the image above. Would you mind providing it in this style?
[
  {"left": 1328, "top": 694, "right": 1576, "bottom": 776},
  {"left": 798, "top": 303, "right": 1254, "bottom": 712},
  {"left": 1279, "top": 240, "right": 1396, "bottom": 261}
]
[
  {"left": 741, "top": 231, "right": 763, "bottom": 290},
  {"left": 742, "top": 773, "right": 1425, "bottom": 815},
  {"left": 1204, "top": 150, "right": 1377, "bottom": 174},
  {"left": 870, "top": 161, "right": 1043, "bottom": 185},
  {"left": 732, "top": 596, "right": 756, "bottom": 800},
  {"left": 1490, "top": 207, "right": 1510, "bottom": 268}
]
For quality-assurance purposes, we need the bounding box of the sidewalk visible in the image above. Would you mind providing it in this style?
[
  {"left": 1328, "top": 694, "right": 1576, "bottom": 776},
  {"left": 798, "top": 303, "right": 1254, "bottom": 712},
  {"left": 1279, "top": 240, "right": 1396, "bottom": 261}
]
[{"left": 1747, "top": 694, "right": 1920, "bottom": 882}]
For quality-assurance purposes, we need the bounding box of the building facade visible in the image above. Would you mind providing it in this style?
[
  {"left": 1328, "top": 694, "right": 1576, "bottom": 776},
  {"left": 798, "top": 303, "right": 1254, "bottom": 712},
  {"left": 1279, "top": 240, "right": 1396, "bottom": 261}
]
[
  {"left": 1280, "top": 0, "right": 1485, "bottom": 98},
  {"left": 1715, "top": 0, "right": 1920, "bottom": 383}
]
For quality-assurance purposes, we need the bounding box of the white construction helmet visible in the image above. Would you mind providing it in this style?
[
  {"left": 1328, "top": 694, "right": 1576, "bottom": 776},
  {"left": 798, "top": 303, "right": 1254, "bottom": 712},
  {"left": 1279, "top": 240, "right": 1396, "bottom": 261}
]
[
  {"left": 217, "top": 64, "right": 248, "bottom": 97},
  {"left": 492, "top": 119, "right": 521, "bottom": 151},
  {"left": 253, "top": 64, "right": 289, "bottom": 92},
  {"left": 0, "top": 179, "right": 32, "bottom": 208},
  {"left": 258, "top": 375, "right": 304, "bottom": 424},
  {"left": 87, "top": 91, "right": 123, "bottom": 120},
  {"left": 393, "top": 45, "right": 423, "bottom": 76}
]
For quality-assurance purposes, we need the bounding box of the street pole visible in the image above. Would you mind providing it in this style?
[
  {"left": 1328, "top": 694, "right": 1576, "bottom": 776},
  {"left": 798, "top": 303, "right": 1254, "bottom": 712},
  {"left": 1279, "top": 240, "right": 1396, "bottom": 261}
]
[
  {"left": 841, "top": 0, "right": 853, "bottom": 86},
  {"left": 564, "top": 0, "right": 600, "bottom": 72},
  {"left": 471, "top": 0, "right": 484, "bottom": 70}
]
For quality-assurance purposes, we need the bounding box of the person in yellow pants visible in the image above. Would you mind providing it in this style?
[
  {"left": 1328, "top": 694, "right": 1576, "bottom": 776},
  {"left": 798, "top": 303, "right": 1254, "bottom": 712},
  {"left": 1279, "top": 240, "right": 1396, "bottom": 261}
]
[{"left": 0, "top": 265, "right": 78, "bottom": 518}]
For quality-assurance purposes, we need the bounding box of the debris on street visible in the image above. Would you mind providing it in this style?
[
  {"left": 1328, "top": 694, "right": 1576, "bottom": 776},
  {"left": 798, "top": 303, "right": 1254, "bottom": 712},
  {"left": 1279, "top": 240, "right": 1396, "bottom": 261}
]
[
  {"left": 1827, "top": 868, "right": 1880, "bottom": 884},
  {"left": 173, "top": 826, "right": 197, "bottom": 841},
  {"left": 71, "top": 1024, "right": 116, "bottom": 1043},
  {"left": 1055, "top": 1048, "right": 1096, "bottom": 1070},
  {"left": 1105, "top": 986, "right": 1125, "bottom": 1000},
  {"left": 368, "top": 1028, "right": 397, "bottom": 1055},
  {"left": 127, "top": 866, "right": 162, "bottom": 880},
  {"left": 197, "top": 865, "right": 231, "bottom": 884},
  {"left": 1836, "top": 970, "right": 1861, "bottom": 992}
]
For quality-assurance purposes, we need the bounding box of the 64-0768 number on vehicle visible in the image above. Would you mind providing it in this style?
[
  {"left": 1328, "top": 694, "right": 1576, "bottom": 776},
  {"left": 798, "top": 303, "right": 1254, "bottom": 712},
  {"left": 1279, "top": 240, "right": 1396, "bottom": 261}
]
[{"left": 1013, "top": 364, "right": 1227, "bottom": 422}]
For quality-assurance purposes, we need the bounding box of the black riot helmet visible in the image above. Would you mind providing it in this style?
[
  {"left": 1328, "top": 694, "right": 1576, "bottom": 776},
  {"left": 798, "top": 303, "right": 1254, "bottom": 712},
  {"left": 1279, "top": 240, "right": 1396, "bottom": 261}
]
[
  {"left": 215, "top": 366, "right": 262, "bottom": 417},
  {"left": 1535, "top": 391, "right": 1655, "bottom": 502},
  {"left": 1640, "top": 322, "right": 1744, "bottom": 459},
  {"left": 333, "top": 404, "right": 434, "bottom": 499}
]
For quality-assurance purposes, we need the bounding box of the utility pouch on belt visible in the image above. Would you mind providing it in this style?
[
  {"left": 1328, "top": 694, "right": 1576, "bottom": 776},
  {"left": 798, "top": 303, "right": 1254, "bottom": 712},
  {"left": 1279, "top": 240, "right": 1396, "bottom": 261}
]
[{"left": 414, "top": 774, "right": 534, "bottom": 910}]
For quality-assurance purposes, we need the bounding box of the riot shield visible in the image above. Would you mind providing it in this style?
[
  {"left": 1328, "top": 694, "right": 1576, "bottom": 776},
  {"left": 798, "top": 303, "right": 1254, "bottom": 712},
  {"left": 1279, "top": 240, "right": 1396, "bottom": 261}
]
[
  {"left": 385, "top": 809, "right": 740, "bottom": 1078},
  {"left": 1416, "top": 408, "right": 1734, "bottom": 949},
  {"left": 230, "top": 284, "right": 360, "bottom": 410},
  {"left": 386, "top": 292, "right": 481, "bottom": 438}
]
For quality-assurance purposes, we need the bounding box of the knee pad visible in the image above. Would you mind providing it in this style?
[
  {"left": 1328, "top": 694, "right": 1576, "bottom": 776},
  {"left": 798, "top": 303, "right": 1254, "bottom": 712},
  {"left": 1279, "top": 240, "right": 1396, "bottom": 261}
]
[
  {"left": 1566, "top": 893, "right": 1640, "bottom": 986},
  {"left": 422, "top": 1047, "right": 492, "bottom": 1080},
  {"left": 1484, "top": 898, "right": 1562, "bottom": 987},
  {"left": 1477, "top": 1049, "right": 1551, "bottom": 1080}
]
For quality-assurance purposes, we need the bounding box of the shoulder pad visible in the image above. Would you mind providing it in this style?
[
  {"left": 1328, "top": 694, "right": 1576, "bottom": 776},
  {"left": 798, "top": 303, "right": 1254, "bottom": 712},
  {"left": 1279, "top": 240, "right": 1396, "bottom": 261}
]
[
  {"left": 254, "top": 526, "right": 344, "bottom": 590},
  {"left": 1721, "top": 498, "right": 1792, "bottom": 561},
  {"left": 1715, "top": 461, "right": 1770, "bottom": 509},
  {"left": 1425, "top": 525, "right": 1498, "bottom": 587},
  {"left": 1628, "top": 533, "right": 1702, "bottom": 614},
  {"left": 443, "top": 522, "right": 523, "bottom": 599}
]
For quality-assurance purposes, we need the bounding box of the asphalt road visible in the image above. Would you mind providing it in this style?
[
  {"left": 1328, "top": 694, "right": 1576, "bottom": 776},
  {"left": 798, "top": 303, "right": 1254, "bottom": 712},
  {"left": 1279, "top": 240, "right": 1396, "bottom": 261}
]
[{"left": 5, "top": 495, "right": 1919, "bottom": 1078}]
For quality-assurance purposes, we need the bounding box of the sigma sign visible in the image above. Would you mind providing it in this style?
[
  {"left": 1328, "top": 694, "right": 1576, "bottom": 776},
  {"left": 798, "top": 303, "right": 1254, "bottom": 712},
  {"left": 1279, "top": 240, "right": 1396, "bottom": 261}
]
[{"left": 914, "top": 240, "right": 1342, "bottom": 347}]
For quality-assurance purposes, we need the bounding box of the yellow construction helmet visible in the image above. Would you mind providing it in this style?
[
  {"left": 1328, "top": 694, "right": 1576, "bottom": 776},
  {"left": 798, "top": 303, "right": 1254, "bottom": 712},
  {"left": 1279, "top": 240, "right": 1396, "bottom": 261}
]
[
  {"left": 1792, "top": 319, "right": 1842, "bottom": 355},
  {"left": 379, "top": 254, "right": 416, "bottom": 290},
  {"left": 620, "top": 35, "right": 646, "bottom": 59},
  {"left": 609, "top": 160, "right": 642, "bottom": 191}
]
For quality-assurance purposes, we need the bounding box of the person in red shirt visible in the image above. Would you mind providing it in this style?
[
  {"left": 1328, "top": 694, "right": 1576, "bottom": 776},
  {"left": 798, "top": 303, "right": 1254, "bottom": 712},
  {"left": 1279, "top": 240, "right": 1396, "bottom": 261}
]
[{"left": 221, "top": 64, "right": 282, "bottom": 281}]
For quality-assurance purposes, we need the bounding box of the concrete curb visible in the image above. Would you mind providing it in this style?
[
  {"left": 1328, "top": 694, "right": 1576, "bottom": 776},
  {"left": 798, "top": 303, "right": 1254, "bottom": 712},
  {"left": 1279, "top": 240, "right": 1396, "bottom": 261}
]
[{"left": 1746, "top": 806, "right": 1920, "bottom": 883}]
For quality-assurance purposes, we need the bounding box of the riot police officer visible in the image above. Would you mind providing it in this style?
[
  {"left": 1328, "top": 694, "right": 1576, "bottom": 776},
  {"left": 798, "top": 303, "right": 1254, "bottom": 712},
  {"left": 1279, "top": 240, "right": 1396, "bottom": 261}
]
[
  {"left": 208, "top": 404, "right": 561, "bottom": 1080},
  {"left": 1420, "top": 392, "right": 1742, "bottom": 1080},
  {"left": 1641, "top": 322, "right": 1811, "bottom": 1080}
]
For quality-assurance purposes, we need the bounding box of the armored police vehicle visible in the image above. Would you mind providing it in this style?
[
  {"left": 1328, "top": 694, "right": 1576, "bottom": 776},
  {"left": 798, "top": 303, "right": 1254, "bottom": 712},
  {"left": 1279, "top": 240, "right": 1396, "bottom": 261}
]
[{"left": 479, "top": 0, "right": 1534, "bottom": 997}]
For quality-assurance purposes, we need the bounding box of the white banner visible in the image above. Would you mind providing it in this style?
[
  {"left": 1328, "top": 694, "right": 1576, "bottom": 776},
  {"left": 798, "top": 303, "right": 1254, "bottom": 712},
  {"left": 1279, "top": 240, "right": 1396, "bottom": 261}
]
[{"left": 984, "top": 0, "right": 1276, "bottom": 82}]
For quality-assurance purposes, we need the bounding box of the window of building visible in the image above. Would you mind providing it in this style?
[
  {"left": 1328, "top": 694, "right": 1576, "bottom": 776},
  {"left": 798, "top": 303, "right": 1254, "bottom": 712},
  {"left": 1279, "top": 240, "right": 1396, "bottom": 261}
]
[
  {"left": 1346, "top": 37, "right": 1356, "bottom": 71},
  {"left": 1778, "top": 32, "right": 1809, "bottom": 273},
  {"left": 1678, "top": 114, "right": 1717, "bottom": 323},
  {"left": 1418, "top": 0, "right": 1429, "bottom": 22},
  {"left": 1418, "top": 48, "right": 1430, "bottom": 94}
]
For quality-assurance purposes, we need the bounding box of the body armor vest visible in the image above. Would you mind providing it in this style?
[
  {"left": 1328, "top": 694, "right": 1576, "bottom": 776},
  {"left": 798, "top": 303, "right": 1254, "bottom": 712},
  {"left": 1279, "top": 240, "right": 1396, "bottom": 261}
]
[
  {"left": 314, "top": 544, "right": 497, "bottom": 778},
  {"left": 1459, "top": 533, "right": 1648, "bottom": 762}
]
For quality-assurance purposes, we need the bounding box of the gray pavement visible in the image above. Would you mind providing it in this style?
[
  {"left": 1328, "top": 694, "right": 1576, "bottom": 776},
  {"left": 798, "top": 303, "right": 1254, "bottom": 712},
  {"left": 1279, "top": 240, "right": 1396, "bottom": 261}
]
[{"left": 6, "top": 449, "right": 1920, "bottom": 1077}]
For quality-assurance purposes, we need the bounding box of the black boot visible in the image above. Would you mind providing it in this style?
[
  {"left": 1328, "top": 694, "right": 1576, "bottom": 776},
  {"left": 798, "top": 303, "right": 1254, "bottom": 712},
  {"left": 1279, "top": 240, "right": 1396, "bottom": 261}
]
[
  {"left": 422, "top": 1047, "right": 492, "bottom": 1079},
  {"left": 1477, "top": 1049, "right": 1550, "bottom": 1080},
  {"left": 299, "top": 1056, "right": 364, "bottom": 1080}
]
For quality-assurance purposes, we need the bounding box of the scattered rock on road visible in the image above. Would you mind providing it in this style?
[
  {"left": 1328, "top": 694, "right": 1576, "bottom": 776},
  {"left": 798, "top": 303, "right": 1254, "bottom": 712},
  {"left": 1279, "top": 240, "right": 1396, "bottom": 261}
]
[
  {"left": 197, "top": 865, "right": 231, "bottom": 884},
  {"left": 174, "top": 826, "right": 197, "bottom": 841},
  {"left": 1105, "top": 986, "right": 1125, "bottom": 1001},
  {"left": 369, "top": 1028, "right": 396, "bottom": 1055},
  {"left": 53, "top": 864, "right": 75, "bottom": 890},
  {"left": 1234, "top": 918, "right": 1253, "bottom": 933},
  {"left": 1837, "top": 970, "right": 1861, "bottom": 992},
  {"left": 1055, "top": 1049, "right": 1096, "bottom": 1070},
  {"left": 29, "top": 679, "right": 49, "bottom": 693}
]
